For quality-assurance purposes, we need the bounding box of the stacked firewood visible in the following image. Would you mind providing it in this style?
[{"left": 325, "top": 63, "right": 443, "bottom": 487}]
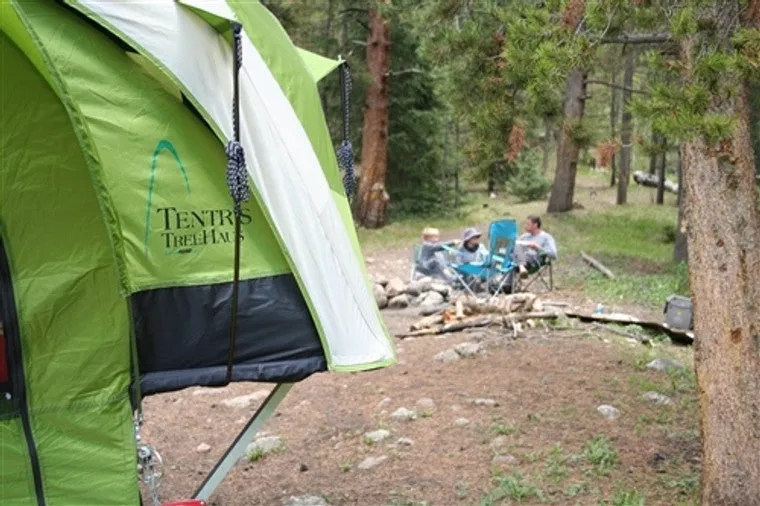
[{"left": 397, "top": 293, "right": 560, "bottom": 339}]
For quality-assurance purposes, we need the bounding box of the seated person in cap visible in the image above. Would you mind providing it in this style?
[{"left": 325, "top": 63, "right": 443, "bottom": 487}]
[
  {"left": 417, "top": 227, "right": 457, "bottom": 282},
  {"left": 456, "top": 227, "right": 489, "bottom": 265},
  {"left": 513, "top": 215, "right": 557, "bottom": 277}
]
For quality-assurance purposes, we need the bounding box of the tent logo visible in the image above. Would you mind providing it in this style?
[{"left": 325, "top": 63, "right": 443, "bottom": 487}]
[{"left": 144, "top": 139, "right": 251, "bottom": 256}]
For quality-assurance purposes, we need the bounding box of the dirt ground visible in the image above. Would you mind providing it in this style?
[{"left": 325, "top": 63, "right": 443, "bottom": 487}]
[{"left": 139, "top": 241, "right": 699, "bottom": 506}]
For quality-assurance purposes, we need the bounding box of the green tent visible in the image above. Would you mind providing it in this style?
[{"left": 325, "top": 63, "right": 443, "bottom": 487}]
[{"left": 0, "top": 1, "right": 394, "bottom": 504}]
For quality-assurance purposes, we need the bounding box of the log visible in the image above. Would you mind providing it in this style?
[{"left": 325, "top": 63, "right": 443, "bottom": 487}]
[
  {"left": 455, "top": 300, "right": 465, "bottom": 320},
  {"left": 440, "top": 316, "right": 493, "bottom": 334},
  {"left": 462, "top": 293, "right": 536, "bottom": 314},
  {"left": 410, "top": 314, "right": 443, "bottom": 331},
  {"left": 632, "top": 170, "right": 678, "bottom": 194},
  {"left": 564, "top": 310, "right": 693, "bottom": 344},
  {"left": 580, "top": 251, "right": 616, "bottom": 279},
  {"left": 396, "top": 328, "right": 438, "bottom": 339}
]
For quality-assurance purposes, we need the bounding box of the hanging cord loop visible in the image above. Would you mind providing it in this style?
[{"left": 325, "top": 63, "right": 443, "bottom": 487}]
[
  {"left": 225, "top": 22, "right": 250, "bottom": 385},
  {"left": 337, "top": 60, "right": 356, "bottom": 200}
]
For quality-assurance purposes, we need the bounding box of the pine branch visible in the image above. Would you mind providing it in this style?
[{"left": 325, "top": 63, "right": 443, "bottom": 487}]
[
  {"left": 385, "top": 68, "right": 427, "bottom": 77},
  {"left": 585, "top": 79, "right": 648, "bottom": 95},
  {"left": 601, "top": 33, "right": 671, "bottom": 45}
]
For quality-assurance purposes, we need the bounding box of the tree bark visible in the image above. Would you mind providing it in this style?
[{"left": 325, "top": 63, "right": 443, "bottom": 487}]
[
  {"left": 610, "top": 66, "right": 619, "bottom": 187},
  {"left": 684, "top": 86, "right": 760, "bottom": 504},
  {"left": 673, "top": 147, "right": 688, "bottom": 262},
  {"left": 617, "top": 46, "right": 636, "bottom": 205},
  {"left": 649, "top": 132, "right": 659, "bottom": 175},
  {"left": 656, "top": 137, "right": 667, "bottom": 204},
  {"left": 547, "top": 68, "right": 587, "bottom": 213},
  {"left": 355, "top": 8, "right": 391, "bottom": 228}
]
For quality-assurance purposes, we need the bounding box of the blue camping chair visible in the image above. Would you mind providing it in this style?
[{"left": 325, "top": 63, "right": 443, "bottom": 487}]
[{"left": 445, "top": 219, "right": 520, "bottom": 295}]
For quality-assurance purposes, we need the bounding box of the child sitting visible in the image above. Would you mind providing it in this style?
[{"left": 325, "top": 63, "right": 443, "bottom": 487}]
[{"left": 417, "top": 227, "right": 457, "bottom": 283}]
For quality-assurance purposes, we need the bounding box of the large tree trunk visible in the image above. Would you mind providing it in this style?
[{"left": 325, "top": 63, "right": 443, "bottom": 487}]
[
  {"left": 547, "top": 68, "right": 587, "bottom": 213},
  {"left": 673, "top": 147, "right": 688, "bottom": 262},
  {"left": 648, "top": 132, "right": 659, "bottom": 175},
  {"left": 617, "top": 47, "right": 636, "bottom": 205},
  {"left": 610, "top": 66, "right": 619, "bottom": 187},
  {"left": 684, "top": 86, "right": 760, "bottom": 503},
  {"left": 355, "top": 8, "right": 391, "bottom": 228}
]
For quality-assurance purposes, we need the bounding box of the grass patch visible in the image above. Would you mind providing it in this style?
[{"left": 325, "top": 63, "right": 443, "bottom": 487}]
[
  {"left": 492, "top": 421, "right": 520, "bottom": 436},
  {"left": 583, "top": 435, "right": 619, "bottom": 476},
  {"left": 544, "top": 443, "right": 569, "bottom": 483},
  {"left": 480, "top": 471, "right": 543, "bottom": 505},
  {"left": 603, "top": 489, "right": 646, "bottom": 506}
]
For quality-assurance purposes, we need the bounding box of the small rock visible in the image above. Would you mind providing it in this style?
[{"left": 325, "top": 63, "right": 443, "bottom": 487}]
[
  {"left": 473, "top": 398, "right": 498, "bottom": 407},
  {"left": 416, "top": 397, "right": 436, "bottom": 413},
  {"left": 358, "top": 455, "right": 387, "bottom": 470},
  {"left": 364, "top": 429, "right": 391, "bottom": 444},
  {"left": 391, "top": 407, "right": 417, "bottom": 421},
  {"left": 396, "top": 437, "right": 414, "bottom": 446},
  {"left": 377, "top": 396, "right": 392, "bottom": 408},
  {"left": 385, "top": 278, "right": 406, "bottom": 298},
  {"left": 196, "top": 443, "right": 211, "bottom": 453},
  {"left": 404, "top": 279, "right": 431, "bottom": 297},
  {"left": 420, "top": 291, "right": 445, "bottom": 307},
  {"left": 434, "top": 349, "right": 460, "bottom": 363},
  {"left": 455, "top": 342, "right": 484, "bottom": 358},
  {"left": 454, "top": 418, "right": 470, "bottom": 427},
  {"left": 647, "top": 358, "right": 684, "bottom": 372},
  {"left": 365, "top": 257, "right": 375, "bottom": 264},
  {"left": 490, "top": 436, "right": 510, "bottom": 451},
  {"left": 492, "top": 454, "right": 519, "bottom": 466},
  {"left": 299, "top": 463, "right": 309, "bottom": 472},
  {"left": 245, "top": 435, "right": 283, "bottom": 459},
  {"left": 388, "top": 294, "right": 410, "bottom": 309},
  {"left": 375, "top": 274, "right": 389, "bottom": 287},
  {"left": 374, "top": 284, "right": 388, "bottom": 309},
  {"left": 222, "top": 390, "right": 271, "bottom": 408},
  {"left": 642, "top": 391, "right": 673, "bottom": 405},
  {"left": 597, "top": 404, "right": 620, "bottom": 420},
  {"left": 282, "top": 495, "right": 328, "bottom": 506}
]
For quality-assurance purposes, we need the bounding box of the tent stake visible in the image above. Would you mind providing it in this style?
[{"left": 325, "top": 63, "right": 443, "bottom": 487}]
[{"left": 192, "top": 383, "right": 294, "bottom": 501}]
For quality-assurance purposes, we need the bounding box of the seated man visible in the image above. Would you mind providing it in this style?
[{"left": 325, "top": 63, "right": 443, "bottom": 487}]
[
  {"left": 513, "top": 215, "right": 557, "bottom": 277},
  {"left": 417, "top": 227, "right": 457, "bottom": 283},
  {"left": 456, "top": 227, "right": 489, "bottom": 265}
]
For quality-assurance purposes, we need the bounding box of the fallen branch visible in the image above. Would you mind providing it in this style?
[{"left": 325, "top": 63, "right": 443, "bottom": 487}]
[
  {"left": 410, "top": 314, "right": 443, "bottom": 331},
  {"left": 633, "top": 171, "right": 678, "bottom": 194},
  {"left": 565, "top": 311, "right": 693, "bottom": 344},
  {"left": 396, "top": 328, "right": 438, "bottom": 339},
  {"left": 396, "top": 316, "right": 493, "bottom": 339},
  {"left": 580, "top": 251, "right": 615, "bottom": 279},
  {"left": 439, "top": 317, "right": 493, "bottom": 334},
  {"left": 461, "top": 293, "right": 537, "bottom": 314}
]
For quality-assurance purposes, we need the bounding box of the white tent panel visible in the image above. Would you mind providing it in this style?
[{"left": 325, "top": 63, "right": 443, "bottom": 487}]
[{"left": 71, "top": 0, "right": 394, "bottom": 368}]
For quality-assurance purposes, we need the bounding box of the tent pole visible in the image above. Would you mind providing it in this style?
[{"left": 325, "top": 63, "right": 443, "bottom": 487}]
[{"left": 192, "top": 383, "right": 294, "bottom": 501}]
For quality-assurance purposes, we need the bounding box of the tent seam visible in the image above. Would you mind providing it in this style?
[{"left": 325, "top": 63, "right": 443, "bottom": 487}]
[{"left": 11, "top": 2, "right": 133, "bottom": 296}]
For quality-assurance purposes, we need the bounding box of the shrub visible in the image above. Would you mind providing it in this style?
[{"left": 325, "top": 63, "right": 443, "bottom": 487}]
[{"left": 505, "top": 150, "right": 551, "bottom": 202}]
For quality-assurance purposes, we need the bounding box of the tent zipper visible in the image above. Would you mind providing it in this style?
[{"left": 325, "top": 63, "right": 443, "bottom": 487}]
[{"left": 0, "top": 239, "right": 46, "bottom": 506}]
